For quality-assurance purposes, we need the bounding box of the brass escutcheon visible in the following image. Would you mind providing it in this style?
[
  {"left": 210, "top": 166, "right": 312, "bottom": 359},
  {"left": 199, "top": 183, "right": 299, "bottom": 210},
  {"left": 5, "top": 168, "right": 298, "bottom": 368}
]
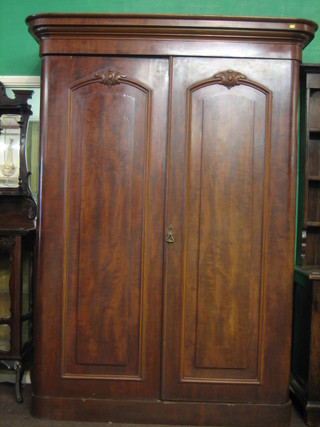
[{"left": 166, "top": 224, "right": 174, "bottom": 243}]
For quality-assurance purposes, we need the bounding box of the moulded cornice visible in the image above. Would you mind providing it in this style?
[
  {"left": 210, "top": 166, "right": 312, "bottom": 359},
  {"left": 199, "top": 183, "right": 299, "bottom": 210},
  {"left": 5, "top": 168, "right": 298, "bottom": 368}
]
[{"left": 26, "top": 14, "right": 318, "bottom": 60}]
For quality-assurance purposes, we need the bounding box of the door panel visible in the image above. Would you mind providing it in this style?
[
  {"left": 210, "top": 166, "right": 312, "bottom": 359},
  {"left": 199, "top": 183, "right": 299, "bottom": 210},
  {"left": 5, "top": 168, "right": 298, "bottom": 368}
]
[
  {"left": 188, "top": 88, "right": 267, "bottom": 377},
  {"left": 38, "top": 56, "right": 168, "bottom": 399},
  {"left": 73, "top": 80, "right": 147, "bottom": 371},
  {"left": 162, "top": 58, "right": 289, "bottom": 402}
]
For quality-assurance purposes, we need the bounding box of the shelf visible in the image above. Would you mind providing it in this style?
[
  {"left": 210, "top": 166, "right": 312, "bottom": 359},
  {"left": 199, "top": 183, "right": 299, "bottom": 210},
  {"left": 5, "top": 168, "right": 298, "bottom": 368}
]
[
  {"left": 307, "top": 221, "right": 320, "bottom": 227},
  {"left": 309, "top": 175, "right": 320, "bottom": 181},
  {"left": 295, "top": 265, "right": 320, "bottom": 280},
  {"left": 309, "top": 130, "right": 320, "bottom": 140}
]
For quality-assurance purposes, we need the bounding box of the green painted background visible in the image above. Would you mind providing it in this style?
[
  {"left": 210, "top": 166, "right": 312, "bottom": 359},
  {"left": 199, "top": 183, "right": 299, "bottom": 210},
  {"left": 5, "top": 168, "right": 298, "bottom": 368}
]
[{"left": 0, "top": 0, "right": 319, "bottom": 76}]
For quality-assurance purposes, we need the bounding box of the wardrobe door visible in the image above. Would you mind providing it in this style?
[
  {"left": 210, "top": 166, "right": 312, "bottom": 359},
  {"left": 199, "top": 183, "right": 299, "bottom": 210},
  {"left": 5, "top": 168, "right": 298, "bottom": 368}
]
[
  {"left": 34, "top": 56, "right": 168, "bottom": 399},
  {"left": 163, "top": 57, "right": 298, "bottom": 403}
]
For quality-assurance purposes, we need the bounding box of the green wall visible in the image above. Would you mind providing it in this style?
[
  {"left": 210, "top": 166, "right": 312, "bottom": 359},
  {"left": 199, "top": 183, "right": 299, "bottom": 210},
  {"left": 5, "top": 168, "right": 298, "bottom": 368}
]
[{"left": 0, "top": 0, "right": 319, "bottom": 76}]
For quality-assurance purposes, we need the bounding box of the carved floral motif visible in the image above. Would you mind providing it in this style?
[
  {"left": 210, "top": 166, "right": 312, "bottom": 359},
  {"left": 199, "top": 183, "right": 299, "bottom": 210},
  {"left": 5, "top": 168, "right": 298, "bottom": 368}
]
[
  {"left": 94, "top": 69, "right": 127, "bottom": 88},
  {"left": 0, "top": 236, "right": 16, "bottom": 248},
  {"left": 214, "top": 70, "right": 247, "bottom": 89}
]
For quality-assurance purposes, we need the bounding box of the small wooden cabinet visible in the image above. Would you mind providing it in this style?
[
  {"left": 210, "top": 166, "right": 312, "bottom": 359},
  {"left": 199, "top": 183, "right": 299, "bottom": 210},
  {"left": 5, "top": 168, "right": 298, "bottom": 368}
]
[
  {"left": 291, "top": 65, "right": 320, "bottom": 427},
  {"left": 26, "top": 14, "right": 317, "bottom": 426},
  {"left": 0, "top": 82, "right": 36, "bottom": 402}
]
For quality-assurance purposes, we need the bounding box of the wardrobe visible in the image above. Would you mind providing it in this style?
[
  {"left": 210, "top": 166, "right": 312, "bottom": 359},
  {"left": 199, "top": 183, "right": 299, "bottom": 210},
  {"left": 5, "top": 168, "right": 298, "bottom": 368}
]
[{"left": 26, "top": 14, "right": 317, "bottom": 426}]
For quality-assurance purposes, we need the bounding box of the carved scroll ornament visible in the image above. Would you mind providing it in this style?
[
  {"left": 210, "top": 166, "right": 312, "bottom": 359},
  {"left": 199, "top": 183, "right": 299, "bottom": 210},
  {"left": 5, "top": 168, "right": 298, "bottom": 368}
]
[
  {"left": 214, "top": 70, "right": 247, "bottom": 89},
  {"left": 94, "top": 69, "right": 127, "bottom": 88}
]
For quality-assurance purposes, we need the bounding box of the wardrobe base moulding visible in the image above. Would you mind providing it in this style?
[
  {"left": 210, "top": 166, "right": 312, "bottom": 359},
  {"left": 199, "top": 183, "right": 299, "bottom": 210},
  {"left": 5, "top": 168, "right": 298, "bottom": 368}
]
[{"left": 32, "top": 397, "right": 292, "bottom": 427}]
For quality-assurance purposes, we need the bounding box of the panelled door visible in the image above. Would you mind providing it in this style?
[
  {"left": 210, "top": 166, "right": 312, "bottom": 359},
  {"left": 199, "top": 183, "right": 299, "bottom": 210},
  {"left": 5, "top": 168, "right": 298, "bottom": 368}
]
[
  {"left": 162, "top": 57, "right": 295, "bottom": 403},
  {"left": 41, "top": 54, "right": 296, "bottom": 404},
  {"left": 39, "top": 56, "right": 169, "bottom": 400}
]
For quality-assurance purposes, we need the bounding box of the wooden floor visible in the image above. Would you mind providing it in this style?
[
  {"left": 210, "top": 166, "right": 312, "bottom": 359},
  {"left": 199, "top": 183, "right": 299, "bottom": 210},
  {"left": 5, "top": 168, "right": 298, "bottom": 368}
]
[{"left": 0, "top": 383, "right": 308, "bottom": 427}]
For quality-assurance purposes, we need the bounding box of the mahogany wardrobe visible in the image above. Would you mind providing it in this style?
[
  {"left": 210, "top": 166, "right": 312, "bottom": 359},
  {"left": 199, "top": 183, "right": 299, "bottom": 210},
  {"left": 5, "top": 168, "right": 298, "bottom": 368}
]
[{"left": 26, "top": 14, "right": 317, "bottom": 426}]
